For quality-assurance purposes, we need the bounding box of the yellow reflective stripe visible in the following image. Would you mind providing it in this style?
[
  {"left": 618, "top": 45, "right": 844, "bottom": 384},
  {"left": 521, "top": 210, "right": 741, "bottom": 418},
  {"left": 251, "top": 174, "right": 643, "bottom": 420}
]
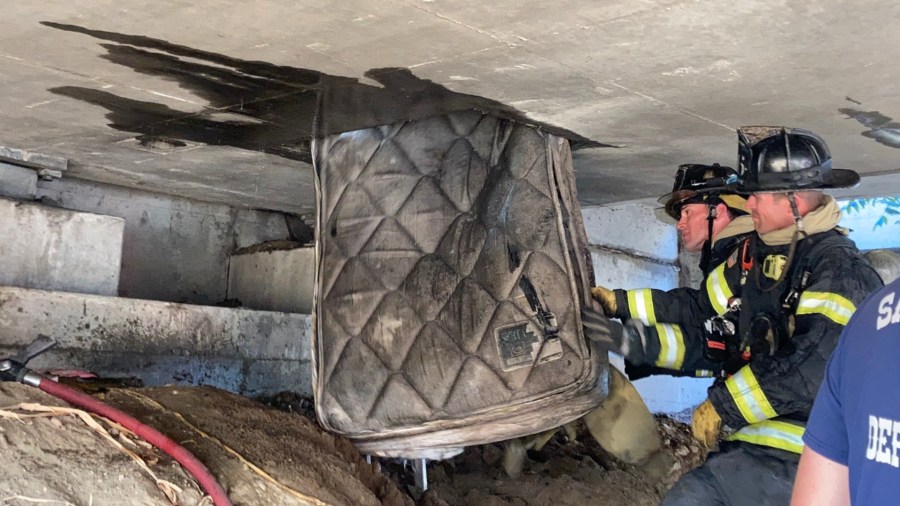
[
  {"left": 727, "top": 420, "right": 805, "bottom": 454},
  {"left": 725, "top": 365, "right": 778, "bottom": 424},
  {"left": 695, "top": 370, "right": 715, "bottom": 378},
  {"left": 654, "top": 323, "right": 685, "bottom": 369},
  {"left": 626, "top": 289, "right": 657, "bottom": 326},
  {"left": 796, "top": 291, "right": 857, "bottom": 326},
  {"left": 705, "top": 261, "right": 733, "bottom": 315}
]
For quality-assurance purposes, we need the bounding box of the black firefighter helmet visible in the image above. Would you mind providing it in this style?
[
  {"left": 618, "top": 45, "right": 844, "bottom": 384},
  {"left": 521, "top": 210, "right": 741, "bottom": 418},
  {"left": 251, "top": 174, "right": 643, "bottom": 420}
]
[
  {"left": 656, "top": 163, "right": 748, "bottom": 223},
  {"left": 733, "top": 126, "right": 860, "bottom": 193}
]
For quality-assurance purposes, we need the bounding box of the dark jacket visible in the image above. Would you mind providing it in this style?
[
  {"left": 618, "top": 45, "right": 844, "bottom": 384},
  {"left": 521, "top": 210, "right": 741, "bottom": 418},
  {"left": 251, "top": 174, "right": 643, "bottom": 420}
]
[
  {"left": 709, "top": 229, "right": 883, "bottom": 433},
  {"left": 614, "top": 216, "right": 753, "bottom": 378}
]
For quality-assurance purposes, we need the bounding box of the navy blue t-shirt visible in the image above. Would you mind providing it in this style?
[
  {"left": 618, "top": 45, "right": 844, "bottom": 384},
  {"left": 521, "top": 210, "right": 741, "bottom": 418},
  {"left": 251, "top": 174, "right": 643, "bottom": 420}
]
[{"left": 805, "top": 277, "right": 900, "bottom": 504}]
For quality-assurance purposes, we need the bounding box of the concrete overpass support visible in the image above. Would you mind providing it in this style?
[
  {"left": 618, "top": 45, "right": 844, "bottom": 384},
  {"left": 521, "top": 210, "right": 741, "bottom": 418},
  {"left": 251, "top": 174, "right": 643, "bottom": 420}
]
[
  {"left": 582, "top": 202, "right": 712, "bottom": 415},
  {"left": 0, "top": 196, "right": 124, "bottom": 296}
]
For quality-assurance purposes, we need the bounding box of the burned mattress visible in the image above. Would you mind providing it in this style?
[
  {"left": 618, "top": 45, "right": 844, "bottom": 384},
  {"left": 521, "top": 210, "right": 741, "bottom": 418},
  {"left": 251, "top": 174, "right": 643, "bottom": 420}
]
[{"left": 312, "top": 111, "right": 607, "bottom": 458}]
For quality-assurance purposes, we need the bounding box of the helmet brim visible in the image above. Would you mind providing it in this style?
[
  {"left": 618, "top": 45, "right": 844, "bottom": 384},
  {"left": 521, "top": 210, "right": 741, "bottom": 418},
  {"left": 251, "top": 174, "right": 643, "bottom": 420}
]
[
  {"left": 654, "top": 205, "right": 676, "bottom": 224},
  {"left": 656, "top": 189, "right": 699, "bottom": 222},
  {"left": 736, "top": 167, "right": 861, "bottom": 193},
  {"left": 656, "top": 189, "right": 698, "bottom": 207}
]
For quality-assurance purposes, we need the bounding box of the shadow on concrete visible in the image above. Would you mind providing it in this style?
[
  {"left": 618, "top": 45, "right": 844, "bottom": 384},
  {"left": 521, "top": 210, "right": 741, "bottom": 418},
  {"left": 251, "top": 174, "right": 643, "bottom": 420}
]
[
  {"left": 839, "top": 100, "right": 900, "bottom": 150},
  {"left": 42, "top": 21, "right": 609, "bottom": 164}
]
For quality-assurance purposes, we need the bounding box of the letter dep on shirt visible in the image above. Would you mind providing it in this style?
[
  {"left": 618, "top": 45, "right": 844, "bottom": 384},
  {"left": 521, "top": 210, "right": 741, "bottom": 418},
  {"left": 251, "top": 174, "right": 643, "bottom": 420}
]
[{"left": 867, "top": 415, "right": 900, "bottom": 468}]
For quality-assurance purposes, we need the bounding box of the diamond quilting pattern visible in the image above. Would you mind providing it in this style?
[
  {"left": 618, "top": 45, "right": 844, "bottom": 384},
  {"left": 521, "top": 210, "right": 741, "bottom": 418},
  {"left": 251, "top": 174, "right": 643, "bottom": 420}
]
[
  {"left": 326, "top": 338, "right": 392, "bottom": 422},
  {"left": 401, "top": 322, "right": 467, "bottom": 410},
  {"left": 358, "top": 219, "right": 421, "bottom": 291},
  {"left": 437, "top": 138, "right": 487, "bottom": 213},
  {"left": 391, "top": 116, "right": 459, "bottom": 177},
  {"left": 368, "top": 375, "right": 435, "bottom": 429},
  {"left": 315, "top": 113, "right": 598, "bottom": 435},
  {"left": 395, "top": 178, "right": 461, "bottom": 254},
  {"left": 442, "top": 357, "right": 513, "bottom": 414},
  {"left": 359, "top": 291, "right": 425, "bottom": 371},
  {"left": 435, "top": 278, "right": 497, "bottom": 354},
  {"left": 502, "top": 183, "right": 557, "bottom": 252},
  {"left": 328, "top": 184, "right": 383, "bottom": 258},
  {"left": 435, "top": 216, "right": 487, "bottom": 278},
  {"left": 503, "top": 127, "right": 545, "bottom": 180},
  {"left": 468, "top": 228, "right": 528, "bottom": 301},
  {"left": 321, "top": 129, "right": 385, "bottom": 219},
  {"left": 355, "top": 140, "right": 423, "bottom": 216},
  {"left": 324, "top": 256, "right": 387, "bottom": 336},
  {"left": 399, "top": 255, "right": 461, "bottom": 324}
]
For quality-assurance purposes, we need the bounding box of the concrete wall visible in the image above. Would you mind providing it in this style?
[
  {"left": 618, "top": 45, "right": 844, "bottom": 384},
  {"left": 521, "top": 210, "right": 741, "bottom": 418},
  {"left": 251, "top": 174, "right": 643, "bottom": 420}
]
[
  {"left": 583, "top": 201, "right": 712, "bottom": 414},
  {"left": 0, "top": 286, "right": 312, "bottom": 397},
  {"left": 0, "top": 197, "right": 124, "bottom": 296},
  {"left": 0, "top": 162, "right": 37, "bottom": 200},
  {"left": 228, "top": 245, "right": 315, "bottom": 313},
  {"left": 36, "top": 178, "right": 292, "bottom": 305}
]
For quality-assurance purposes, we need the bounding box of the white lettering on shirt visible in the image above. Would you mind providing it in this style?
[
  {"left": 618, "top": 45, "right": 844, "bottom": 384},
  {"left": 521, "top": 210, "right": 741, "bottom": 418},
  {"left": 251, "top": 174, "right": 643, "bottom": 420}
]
[
  {"left": 866, "top": 415, "right": 900, "bottom": 468},
  {"left": 877, "top": 292, "right": 896, "bottom": 330},
  {"left": 868, "top": 416, "right": 879, "bottom": 460},
  {"left": 893, "top": 422, "right": 900, "bottom": 468}
]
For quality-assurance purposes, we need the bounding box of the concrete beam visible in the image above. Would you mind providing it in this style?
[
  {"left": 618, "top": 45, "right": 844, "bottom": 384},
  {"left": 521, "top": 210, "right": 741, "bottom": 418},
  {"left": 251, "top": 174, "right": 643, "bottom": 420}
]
[
  {"left": 0, "top": 163, "right": 37, "bottom": 200},
  {"left": 36, "top": 178, "right": 291, "bottom": 305},
  {"left": 227, "top": 245, "right": 315, "bottom": 314},
  {"left": 0, "top": 197, "right": 123, "bottom": 296},
  {"left": 0, "top": 286, "right": 312, "bottom": 396}
]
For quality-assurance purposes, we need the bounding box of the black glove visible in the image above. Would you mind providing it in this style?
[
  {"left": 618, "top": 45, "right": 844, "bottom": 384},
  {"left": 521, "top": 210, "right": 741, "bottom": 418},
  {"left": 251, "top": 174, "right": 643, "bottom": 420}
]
[
  {"left": 582, "top": 305, "right": 647, "bottom": 365},
  {"left": 582, "top": 305, "right": 624, "bottom": 348}
]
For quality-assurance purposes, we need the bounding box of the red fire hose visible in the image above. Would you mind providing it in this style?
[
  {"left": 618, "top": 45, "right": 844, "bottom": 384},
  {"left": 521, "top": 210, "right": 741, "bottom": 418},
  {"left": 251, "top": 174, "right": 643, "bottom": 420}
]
[{"left": 37, "top": 376, "right": 232, "bottom": 506}]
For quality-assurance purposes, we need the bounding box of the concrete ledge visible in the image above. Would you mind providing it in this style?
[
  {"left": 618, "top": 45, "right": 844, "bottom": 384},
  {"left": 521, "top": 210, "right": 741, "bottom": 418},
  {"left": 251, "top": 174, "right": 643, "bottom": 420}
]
[
  {"left": 0, "top": 197, "right": 123, "bottom": 296},
  {"left": 582, "top": 202, "right": 677, "bottom": 262},
  {"left": 0, "top": 286, "right": 311, "bottom": 396},
  {"left": 591, "top": 249, "right": 678, "bottom": 291}
]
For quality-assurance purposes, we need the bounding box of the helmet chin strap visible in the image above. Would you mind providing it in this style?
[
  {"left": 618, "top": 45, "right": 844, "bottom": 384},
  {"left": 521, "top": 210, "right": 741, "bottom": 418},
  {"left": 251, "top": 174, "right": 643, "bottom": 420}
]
[
  {"left": 787, "top": 191, "right": 805, "bottom": 233},
  {"left": 700, "top": 200, "right": 717, "bottom": 273}
]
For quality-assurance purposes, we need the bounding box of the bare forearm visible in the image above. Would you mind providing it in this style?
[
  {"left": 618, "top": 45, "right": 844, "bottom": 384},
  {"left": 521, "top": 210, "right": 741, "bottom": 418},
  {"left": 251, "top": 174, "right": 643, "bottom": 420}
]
[{"left": 791, "top": 447, "right": 850, "bottom": 506}]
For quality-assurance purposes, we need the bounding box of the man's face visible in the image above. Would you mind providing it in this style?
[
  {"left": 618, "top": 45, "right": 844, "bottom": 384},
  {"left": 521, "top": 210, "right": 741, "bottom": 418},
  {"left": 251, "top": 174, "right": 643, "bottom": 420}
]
[
  {"left": 747, "top": 193, "right": 794, "bottom": 234},
  {"left": 676, "top": 203, "right": 710, "bottom": 252}
]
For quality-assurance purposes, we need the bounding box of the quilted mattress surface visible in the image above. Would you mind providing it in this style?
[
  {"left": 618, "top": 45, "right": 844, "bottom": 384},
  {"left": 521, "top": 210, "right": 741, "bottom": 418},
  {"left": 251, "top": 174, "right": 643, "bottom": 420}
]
[{"left": 312, "top": 111, "right": 607, "bottom": 457}]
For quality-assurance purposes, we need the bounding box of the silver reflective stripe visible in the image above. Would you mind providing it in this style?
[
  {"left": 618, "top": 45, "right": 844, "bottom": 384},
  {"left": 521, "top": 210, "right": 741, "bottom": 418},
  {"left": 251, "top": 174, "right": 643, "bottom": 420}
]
[
  {"left": 705, "top": 262, "right": 733, "bottom": 315},
  {"left": 627, "top": 289, "right": 656, "bottom": 326},
  {"left": 728, "top": 420, "right": 805, "bottom": 454},
  {"left": 725, "top": 366, "right": 778, "bottom": 423},
  {"left": 654, "top": 323, "right": 685, "bottom": 369}
]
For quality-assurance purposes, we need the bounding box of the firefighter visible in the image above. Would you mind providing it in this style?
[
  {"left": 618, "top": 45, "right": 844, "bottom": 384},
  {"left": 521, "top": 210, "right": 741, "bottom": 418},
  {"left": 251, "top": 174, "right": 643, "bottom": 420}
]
[
  {"left": 661, "top": 127, "right": 883, "bottom": 505},
  {"left": 583, "top": 163, "right": 754, "bottom": 378}
]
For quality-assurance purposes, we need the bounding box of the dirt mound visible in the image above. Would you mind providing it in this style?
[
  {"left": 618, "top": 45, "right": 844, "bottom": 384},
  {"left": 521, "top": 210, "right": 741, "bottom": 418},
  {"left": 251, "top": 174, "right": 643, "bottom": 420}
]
[
  {"left": 1, "top": 382, "right": 704, "bottom": 506},
  {"left": 0, "top": 383, "right": 411, "bottom": 506}
]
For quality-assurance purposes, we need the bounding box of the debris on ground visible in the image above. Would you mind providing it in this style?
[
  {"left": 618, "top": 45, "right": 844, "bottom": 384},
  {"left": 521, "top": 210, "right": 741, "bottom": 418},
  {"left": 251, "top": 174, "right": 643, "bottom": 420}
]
[
  {"left": 378, "top": 414, "right": 708, "bottom": 506},
  {"left": 0, "top": 383, "right": 411, "bottom": 506},
  {"left": 2, "top": 382, "right": 707, "bottom": 506}
]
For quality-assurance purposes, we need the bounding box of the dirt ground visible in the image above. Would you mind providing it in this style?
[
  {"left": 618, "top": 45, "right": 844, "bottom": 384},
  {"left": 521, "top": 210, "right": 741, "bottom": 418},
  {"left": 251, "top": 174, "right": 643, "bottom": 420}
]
[{"left": 0, "top": 383, "right": 706, "bottom": 506}]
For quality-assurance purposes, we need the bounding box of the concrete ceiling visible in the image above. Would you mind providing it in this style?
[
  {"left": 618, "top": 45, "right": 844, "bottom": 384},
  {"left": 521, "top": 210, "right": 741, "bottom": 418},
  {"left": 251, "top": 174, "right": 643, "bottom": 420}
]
[{"left": 2, "top": 1, "right": 899, "bottom": 215}]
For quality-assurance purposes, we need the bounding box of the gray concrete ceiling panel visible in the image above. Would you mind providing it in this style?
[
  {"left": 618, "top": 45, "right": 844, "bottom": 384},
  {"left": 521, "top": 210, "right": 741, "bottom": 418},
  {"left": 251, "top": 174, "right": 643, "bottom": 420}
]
[{"left": 0, "top": 1, "right": 897, "bottom": 213}]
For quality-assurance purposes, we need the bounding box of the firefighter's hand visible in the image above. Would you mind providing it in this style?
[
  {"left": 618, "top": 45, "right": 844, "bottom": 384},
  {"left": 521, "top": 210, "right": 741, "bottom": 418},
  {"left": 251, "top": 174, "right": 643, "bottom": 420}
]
[
  {"left": 582, "top": 305, "right": 624, "bottom": 350},
  {"left": 691, "top": 399, "right": 723, "bottom": 448},
  {"left": 591, "top": 285, "right": 617, "bottom": 316},
  {"left": 582, "top": 307, "right": 647, "bottom": 364}
]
